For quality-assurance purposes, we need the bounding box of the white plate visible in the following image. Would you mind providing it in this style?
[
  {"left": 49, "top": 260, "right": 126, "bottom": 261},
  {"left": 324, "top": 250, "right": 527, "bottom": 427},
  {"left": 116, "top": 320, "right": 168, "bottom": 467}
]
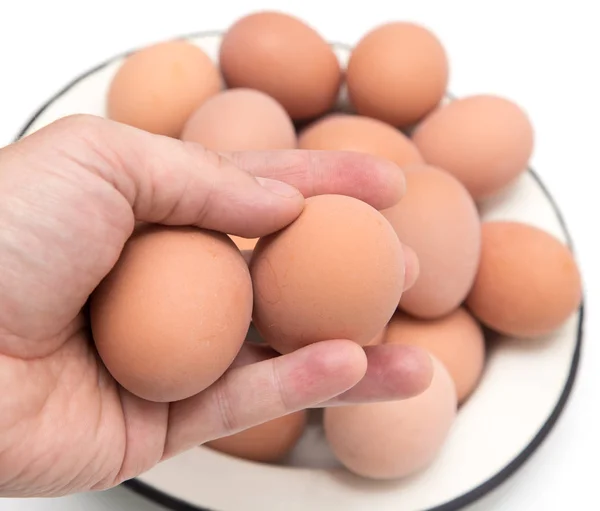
[{"left": 15, "top": 32, "right": 584, "bottom": 511}]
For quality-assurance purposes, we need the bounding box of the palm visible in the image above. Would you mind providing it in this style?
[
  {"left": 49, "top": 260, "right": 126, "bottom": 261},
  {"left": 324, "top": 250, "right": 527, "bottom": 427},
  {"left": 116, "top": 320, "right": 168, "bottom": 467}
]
[
  {"left": 0, "top": 320, "right": 286, "bottom": 496},
  {"left": 1, "top": 328, "right": 135, "bottom": 495}
]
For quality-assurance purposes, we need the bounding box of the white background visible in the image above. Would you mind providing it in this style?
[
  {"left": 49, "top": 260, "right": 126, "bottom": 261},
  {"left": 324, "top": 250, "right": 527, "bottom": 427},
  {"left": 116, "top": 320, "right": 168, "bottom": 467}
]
[{"left": 1, "top": 1, "right": 599, "bottom": 510}]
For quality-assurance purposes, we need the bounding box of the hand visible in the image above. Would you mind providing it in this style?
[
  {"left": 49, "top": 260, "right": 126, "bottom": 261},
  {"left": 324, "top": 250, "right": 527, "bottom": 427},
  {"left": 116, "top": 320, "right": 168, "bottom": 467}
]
[{"left": 0, "top": 115, "right": 432, "bottom": 497}]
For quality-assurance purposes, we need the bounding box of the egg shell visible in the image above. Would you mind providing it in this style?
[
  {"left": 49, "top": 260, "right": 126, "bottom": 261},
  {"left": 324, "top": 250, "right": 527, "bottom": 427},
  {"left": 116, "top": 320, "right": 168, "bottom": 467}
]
[
  {"left": 385, "top": 308, "right": 485, "bottom": 404},
  {"left": 324, "top": 357, "right": 457, "bottom": 480},
  {"left": 412, "top": 94, "right": 534, "bottom": 200},
  {"left": 381, "top": 165, "right": 481, "bottom": 318},
  {"left": 250, "top": 194, "right": 405, "bottom": 354},
  {"left": 466, "top": 221, "right": 582, "bottom": 338},
  {"left": 90, "top": 225, "right": 253, "bottom": 403},
  {"left": 205, "top": 410, "right": 307, "bottom": 463},
  {"left": 298, "top": 113, "right": 423, "bottom": 167},
  {"left": 107, "top": 40, "right": 221, "bottom": 137},
  {"left": 347, "top": 22, "right": 449, "bottom": 127},
  {"left": 365, "top": 329, "right": 386, "bottom": 346},
  {"left": 180, "top": 88, "right": 297, "bottom": 151},
  {"left": 219, "top": 11, "right": 341, "bottom": 120}
]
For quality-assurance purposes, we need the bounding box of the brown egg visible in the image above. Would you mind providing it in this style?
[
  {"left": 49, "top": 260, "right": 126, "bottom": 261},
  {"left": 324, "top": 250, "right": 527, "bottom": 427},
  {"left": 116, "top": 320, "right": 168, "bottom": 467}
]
[
  {"left": 205, "top": 410, "right": 307, "bottom": 463},
  {"left": 219, "top": 12, "right": 341, "bottom": 120},
  {"left": 365, "top": 329, "right": 386, "bottom": 346},
  {"left": 298, "top": 113, "right": 423, "bottom": 167},
  {"left": 324, "top": 357, "right": 456, "bottom": 480},
  {"left": 466, "top": 221, "right": 582, "bottom": 338},
  {"left": 229, "top": 235, "right": 259, "bottom": 265},
  {"left": 385, "top": 308, "right": 485, "bottom": 404},
  {"left": 90, "top": 225, "right": 253, "bottom": 402},
  {"left": 347, "top": 22, "right": 449, "bottom": 127},
  {"left": 250, "top": 194, "right": 405, "bottom": 354},
  {"left": 180, "top": 88, "right": 297, "bottom": 151},
  {"left": 382, "top": 165, "right": 481, "bottom": 318},
  {"left": 107, "top": 40, "right": 221, "bottom": 137},
  {"left": 412, "top": 95, "right": 534, "bottom": 200}
]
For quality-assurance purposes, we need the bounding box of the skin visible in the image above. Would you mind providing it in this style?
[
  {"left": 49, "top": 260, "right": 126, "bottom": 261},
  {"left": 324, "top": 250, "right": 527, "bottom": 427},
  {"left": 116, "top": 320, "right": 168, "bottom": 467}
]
[{"left": 0, "top": 114, "right": 432, "bottom": 498}]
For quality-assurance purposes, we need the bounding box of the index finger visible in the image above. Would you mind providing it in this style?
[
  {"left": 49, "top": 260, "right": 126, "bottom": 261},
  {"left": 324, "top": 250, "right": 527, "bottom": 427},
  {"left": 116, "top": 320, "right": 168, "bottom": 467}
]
[{"left": 223, "top": 149, "right": 406, "bottom": 210}]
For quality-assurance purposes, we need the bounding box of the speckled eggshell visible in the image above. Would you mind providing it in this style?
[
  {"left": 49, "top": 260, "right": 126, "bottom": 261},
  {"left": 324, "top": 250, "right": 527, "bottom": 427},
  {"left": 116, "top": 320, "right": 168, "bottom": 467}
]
[
  {"left": 381, "top": 165, "right": 481, "bottom": 319},
  {"left": 90, "top": 225, "right": 253, "bottom": 403},
  {"left": 324, "top": 357, "right": 457, "bottom": 480},
  {"left": 250, "top": 194, "right": 405, "bottom": 354}
]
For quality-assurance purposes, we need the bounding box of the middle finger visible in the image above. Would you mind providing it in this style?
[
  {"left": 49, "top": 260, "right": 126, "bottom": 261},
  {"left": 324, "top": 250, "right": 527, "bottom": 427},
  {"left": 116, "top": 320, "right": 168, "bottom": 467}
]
[{"left": 231, "top": 340, "right": 433, "bottom": 405}]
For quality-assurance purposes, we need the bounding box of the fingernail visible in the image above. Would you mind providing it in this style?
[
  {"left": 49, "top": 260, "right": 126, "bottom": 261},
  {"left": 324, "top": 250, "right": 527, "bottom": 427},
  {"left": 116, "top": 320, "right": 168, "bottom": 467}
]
[
  {"left": 402, "top": 243, "right": 420, "bottom": 291},
  {"left": 256, "top": 177, "right": 300, "bottom": 198}
]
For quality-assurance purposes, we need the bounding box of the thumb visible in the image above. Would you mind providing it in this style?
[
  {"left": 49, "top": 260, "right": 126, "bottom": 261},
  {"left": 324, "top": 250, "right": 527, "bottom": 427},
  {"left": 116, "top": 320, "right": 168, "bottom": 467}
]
[
  {"left": 0, "top": 114, "right": 303, "bottom": 353},
  {"left": 18, "top": 114, "right": 304, "bottom": 239}
]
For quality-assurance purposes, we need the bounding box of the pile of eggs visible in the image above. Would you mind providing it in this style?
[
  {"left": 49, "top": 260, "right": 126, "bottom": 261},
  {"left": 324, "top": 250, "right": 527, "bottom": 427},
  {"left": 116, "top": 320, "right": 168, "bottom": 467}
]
[{"left": 90, "top": 10, "right": 583, "bottom": 481}]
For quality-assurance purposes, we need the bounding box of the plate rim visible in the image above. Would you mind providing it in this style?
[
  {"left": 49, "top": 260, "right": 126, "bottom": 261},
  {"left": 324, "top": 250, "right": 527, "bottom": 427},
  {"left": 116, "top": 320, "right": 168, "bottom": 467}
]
[{"left": 12, "top": 29, "right": 586, "bottom": 511}]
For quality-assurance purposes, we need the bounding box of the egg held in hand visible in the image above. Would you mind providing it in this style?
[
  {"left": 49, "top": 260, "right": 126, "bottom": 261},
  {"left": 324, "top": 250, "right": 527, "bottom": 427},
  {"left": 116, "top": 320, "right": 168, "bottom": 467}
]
[
  {"left": 90, "top": 225, "right": 253, "bottom": 403},
  {"left": 250, "top": 194, "right": 405, "bottom": 354}
]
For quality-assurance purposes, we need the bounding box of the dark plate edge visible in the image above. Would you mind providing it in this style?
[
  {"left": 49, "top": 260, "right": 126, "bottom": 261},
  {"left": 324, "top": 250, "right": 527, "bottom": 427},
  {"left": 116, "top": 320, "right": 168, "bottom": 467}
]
[{"left": 12, "top": 30, "right": 586, "bottom": 511}]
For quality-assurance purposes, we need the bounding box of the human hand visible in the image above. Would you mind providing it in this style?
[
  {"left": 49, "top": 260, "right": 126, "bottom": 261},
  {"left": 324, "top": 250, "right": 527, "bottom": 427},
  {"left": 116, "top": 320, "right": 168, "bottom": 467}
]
[{"left": 0, "top": 115, "right": 432, "bottom": 497}]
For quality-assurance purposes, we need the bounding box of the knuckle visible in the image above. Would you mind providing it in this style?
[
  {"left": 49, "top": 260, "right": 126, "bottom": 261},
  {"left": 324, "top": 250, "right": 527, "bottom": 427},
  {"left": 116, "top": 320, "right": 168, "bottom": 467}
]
[
  {"left": 271, "top": 360, "right": 292, "bottom": 413},
  {"left": 180, "top": 140, "right": 222, "bottom": 169},
  {"left": 44, "top": 115, "right": 109, "bottom": 159},
  {"left": 50, "top": 113, "right": 104, "bottom": 139},
  {"left": 214, "top": 375, "right": 239, "bottom": 436},
  {"left": 305, "top": 150, "right": 321, "bottom": 198},
  {"left": 179, "top": 142, "right": 224, "bottom": 225}
]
